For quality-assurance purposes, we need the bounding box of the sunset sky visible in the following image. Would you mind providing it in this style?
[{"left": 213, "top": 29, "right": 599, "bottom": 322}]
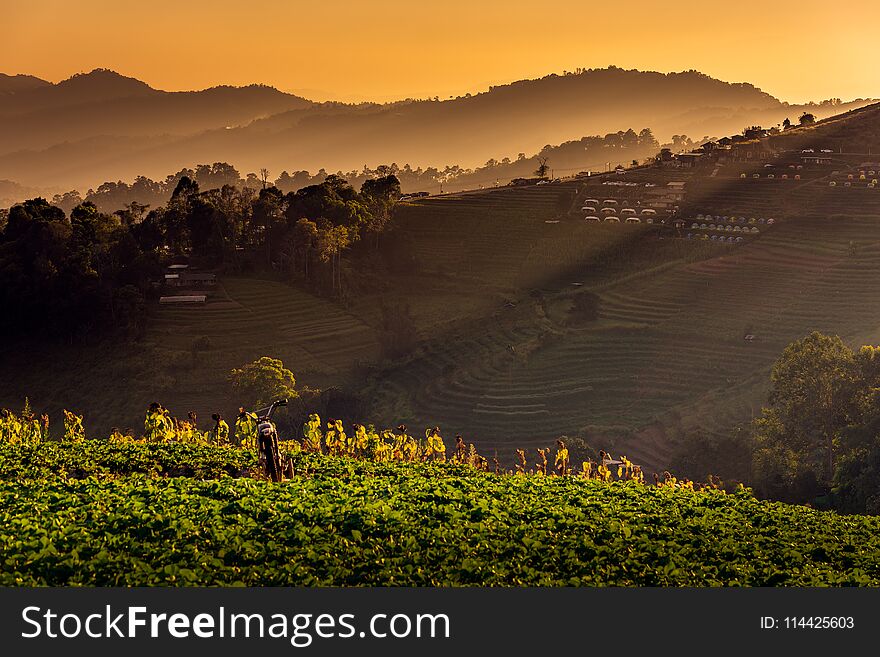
[{"left": 3, "top": 0, "right": 878, "bottom": 103}]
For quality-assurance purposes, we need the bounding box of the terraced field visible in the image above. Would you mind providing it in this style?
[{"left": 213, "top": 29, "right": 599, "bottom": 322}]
[
  {"left": 0, "top": 277, "right": 381, "bottom": 437},
  {"left": 143, "top": 277, "right": 380, "bottom": 418},
  {"left": 365, "top": 106, "right": 880, "bottom": 463},
  {"left": 367, "top": 178, "right": 880, "bottom": 471},
  {"left": 685, "top": 178, "right": 787, "bottom": 216},
  {"left": 392, "top": 183, "right": 580, "bottom": 287}
]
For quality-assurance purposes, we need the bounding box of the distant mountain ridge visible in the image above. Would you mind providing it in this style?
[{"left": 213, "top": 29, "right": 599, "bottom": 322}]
[
  {"left": 0, "top": 67, "right": 873, "bottom": 191},
  {"left": 0, "top": 73, "right": 52, "bottom": 94},
  {"left": 0, "top": 69, "right": 314, "bottom": 152},
  {"left": 2, "top": 69, "right": 155, "bottom": 112}
]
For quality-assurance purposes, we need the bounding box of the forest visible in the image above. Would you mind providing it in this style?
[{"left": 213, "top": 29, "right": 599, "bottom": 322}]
[{"left": 0, "top": 173, "right": 400, "bottom": 340}]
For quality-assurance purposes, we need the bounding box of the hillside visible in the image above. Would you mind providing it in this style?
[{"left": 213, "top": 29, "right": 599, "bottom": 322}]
[
  {"left": 2, "top": 443, "right": 878, "bottom": 586},
  {"left": 767, "top": 101, "right": 880, "bottom": 153},
  {"left": 6, "top": 102, "right": 880, "bottom": 478},
  {"left": 0, "top": 67, "right": 871, "bottom": 190},
  {"left": 5, "top": 142, "right": 880, "bottom": 473},
  {"left": 358, "top": 120, "right": 880, "bottom": 470},
  {"left": 144, "top": 70, "right": 871, "bottom": 179},
  {"left": 0, "top": 277, "right": 381, "bottom": 436}
]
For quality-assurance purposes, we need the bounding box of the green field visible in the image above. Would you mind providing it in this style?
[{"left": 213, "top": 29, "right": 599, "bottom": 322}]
[{"left": 2, "top": 441, "right": 879, "bottom": 586}]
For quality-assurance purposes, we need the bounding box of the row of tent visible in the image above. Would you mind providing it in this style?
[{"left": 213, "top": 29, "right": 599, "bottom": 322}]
[
  {"left": 584, "top": 216, "right": 644, "bottom": 224},
  {"left": 841, "top": 170, "right": 879, "bottom": 178},
  {"left": 742, "top": 173, "right": 803, "bottom": 180},
  {"left": 829, "top": 180, "right": 879, "bottom": 187},
  {"left": 695, "top": 215, "right": 775, "bottom": 225},
  {"left": 581, "top": 205, "right": 658, "bottom": 216},
  {"left": 742, "top": 171, "right": 880, "bottom": 186},
  {"left": 685, "top": 234, "right": 746, "bottom": 243},
  {"left": 582, "top": 198, "right": 658, "bottom": 208},
  {"left": 594, "top": 207, "right": 655, "bottom": 215},
  {"left": 601, "top": 181, "right": 657, "bottom": 187},
  {"left": 690, "top": 223, "right": 761, "bottom": 234}
]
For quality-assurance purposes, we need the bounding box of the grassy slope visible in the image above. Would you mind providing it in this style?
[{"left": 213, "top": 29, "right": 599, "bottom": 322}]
[
  {"left": 360, "top": 157, "right": 880, "bottom": 470},
  {"left": 1, "top": 443, "right": 878, "bottom": 586},
  {"left": 0, "top": 277, "right": 380, "bottom": 436},
  {"left": 6, "top": 108, "right": 880, "bottom": 472}
]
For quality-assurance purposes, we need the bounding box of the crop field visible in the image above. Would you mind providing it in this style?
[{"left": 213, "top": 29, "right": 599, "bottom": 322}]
[{"left": 2, "top": 441, "right": 879, "bottom": 586}]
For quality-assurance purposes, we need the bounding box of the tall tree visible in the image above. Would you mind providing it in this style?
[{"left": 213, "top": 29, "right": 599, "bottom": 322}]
[
  {"left": 753, "top": 332, "right": 858, "bottom": 495},
  {"left": 535, "top": 156, "right": 550, "bottom": 179},
  {"left": 252, "top": 186, "right": 285, "bottom": 267},
  {"left": 317, "top": 225, "right": 350, "bottom": 296},
  {"left": 291, "top": 218, "right": 318, "bottom": 279},
  {"left": 360, "top": 174, "right": 401, "bottom": 249}
]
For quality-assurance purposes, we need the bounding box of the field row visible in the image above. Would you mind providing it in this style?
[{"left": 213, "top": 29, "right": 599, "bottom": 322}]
[{"left": 2, "top": 446, "right": 878, "bottom": 586}]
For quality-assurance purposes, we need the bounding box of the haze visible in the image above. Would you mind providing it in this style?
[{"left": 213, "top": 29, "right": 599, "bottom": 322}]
[{"left": 3, "top": 0, "right": 879, "bottom": 103}]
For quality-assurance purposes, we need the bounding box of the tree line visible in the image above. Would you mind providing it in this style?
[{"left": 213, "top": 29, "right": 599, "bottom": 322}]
[{"left": 42, "top": 128, "right": 662, "bottom": 216}]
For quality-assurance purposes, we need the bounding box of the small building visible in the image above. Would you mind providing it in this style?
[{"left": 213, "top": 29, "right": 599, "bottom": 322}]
[
  {"left": 675, "top": 153, "right": 704, "bottom": 168},
  {"left": 159, "top": 295, "right": 207, "bottom": 305},
  {"left": 179, "top": 273, "right": 217, "bottom": 287}
]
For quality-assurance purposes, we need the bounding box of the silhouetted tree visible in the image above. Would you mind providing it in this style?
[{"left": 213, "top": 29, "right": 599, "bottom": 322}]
[
  {"left": 360, "top": 174, "right": 401, "bottom": 249},
  {"left": 535, "top": 156, "right": 550, "bottom": 179}
]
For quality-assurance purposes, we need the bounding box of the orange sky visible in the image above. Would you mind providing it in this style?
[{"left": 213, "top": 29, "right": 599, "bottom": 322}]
[{"left": 2, "top": 0, "right": 878, "bottom": 103}]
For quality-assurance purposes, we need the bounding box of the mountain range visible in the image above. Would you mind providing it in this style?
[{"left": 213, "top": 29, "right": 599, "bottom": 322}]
[{"left": 0, "top": 67, "right": 874, "bottom": 194}]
